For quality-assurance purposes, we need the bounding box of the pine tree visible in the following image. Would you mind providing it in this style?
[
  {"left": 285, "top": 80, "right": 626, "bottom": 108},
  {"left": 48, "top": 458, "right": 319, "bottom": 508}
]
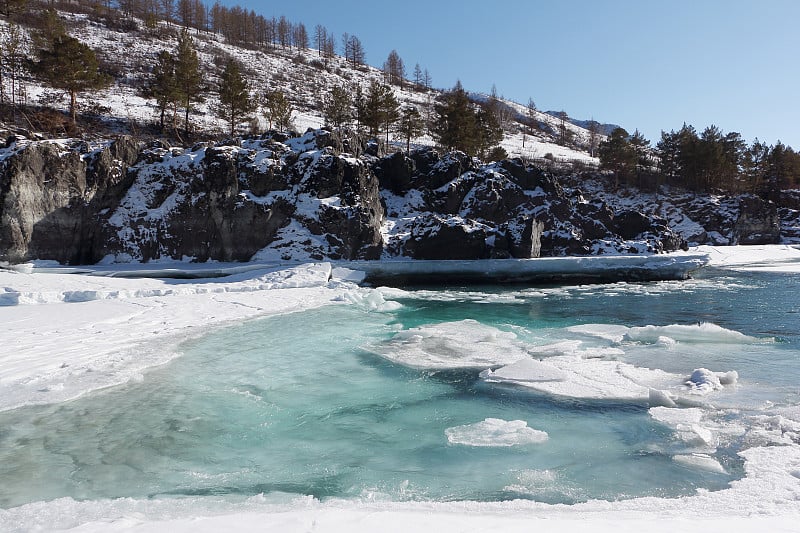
[
  {"left": 323, "top": 85, "right": 352, "bottom": 130},
  {"left": 262, "top": 89, "right": 292, "bottom": 131},
  {"left": 174, "top": 28, "right": 202, "bottom": 133},
  {"left": 32, "top": 33, "right": 112, "bottom": 124},
  {"left": 357, "top": 79, "right": 399, "bottom": 144},
  {"left": 476, "top": 107, "right": 503, "bottom": 158},
  {"left": 396, "top": 106, "right": 423, "bottom": 152},
  {"left": 598, "top": 127, "right": 638, "bottom": 188},
  {"left": 431, "top": 80, "right": 507, "bottom": 157},
  {"left": 216, "top": 58, "right": 253, "bottom": 136},
  {"left": 146, "top": 50, "right": 179, "bottom": 131}
]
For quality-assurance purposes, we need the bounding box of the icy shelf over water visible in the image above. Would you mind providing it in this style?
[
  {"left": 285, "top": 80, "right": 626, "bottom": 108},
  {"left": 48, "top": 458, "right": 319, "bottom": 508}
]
[{"left": 339, "top": 254, "right": 709, "bottom": 285}]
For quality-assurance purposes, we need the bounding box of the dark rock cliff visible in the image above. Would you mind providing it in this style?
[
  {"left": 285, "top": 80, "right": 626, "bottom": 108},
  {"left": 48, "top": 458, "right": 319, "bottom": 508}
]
[{"left": 0, "top": 129, "right": 786, "bottom": 265}]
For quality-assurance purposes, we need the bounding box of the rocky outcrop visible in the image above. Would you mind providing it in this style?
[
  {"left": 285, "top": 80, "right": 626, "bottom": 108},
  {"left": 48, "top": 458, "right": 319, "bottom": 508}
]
[
  {"left": 382, "top": 151, "right": 686, "bottom": 259},
  {"left": 0, "top": 138, "right": 142, "bottom": 264},
  {"left": 732, "top": 196, "right": 780, "bottom": 245},
  {"left": 667, "top": 193, "right": 780, "bottom": 246},
  {"left": 2, "top": 128, "right": 787, "bottom": 266},
  {"left": 0, "top": 131, "right": 384, "bottom": 264}
]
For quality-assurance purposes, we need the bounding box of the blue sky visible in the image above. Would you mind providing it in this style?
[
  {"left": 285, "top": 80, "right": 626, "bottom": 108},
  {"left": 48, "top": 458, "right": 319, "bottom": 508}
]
[{"left": 231, "top": 0, "right": 800, "bottom": 148}]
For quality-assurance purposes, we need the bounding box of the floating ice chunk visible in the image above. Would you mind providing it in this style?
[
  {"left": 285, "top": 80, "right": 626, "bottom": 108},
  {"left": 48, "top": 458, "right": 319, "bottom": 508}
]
[
  {"left": 686, "top": 368, "right": 737, "bottom": 393},
  {"left": 566, "top": 324, "right": 630, "bottom": 343},
  {"left": 650, "top": 406, "right": 705, "bottom": 427},
  {"left": 479, "top": 358, "right": 568, "bottom": 383},
  {"left": 366, "top": 320, "right": 529, "bottom": 369},
  {"left": 649, "top": 388, "right": 677, "bottom": 408},
  {"left": 445, "top": 418, "right": 548, "bottom": 447},
  {"left": 687, "top": 368, "right": 722, "bottom": 392},
  {"left": 624, "top": 323, "right": 758, "bottom": 344},
  {"left": 649, "top": 407, "right": 719, "bottom": 449},
  {"left": 673, "top": 453, "right": 727, "bottom": 474},
  {"left": 483, "top": 356, "right": 679, "bottom": 402},
  {"left": 718, "top": 370, "right": 739, "bottom": 386},
  {"left": 335, "top": 288, "right": 403, "bottom": 312},
  {"left": 656, "top": 336, "right": 677, "bottom": 348},
  {"left": 527, "top": 341, "right": 583, "bottom": 357}
]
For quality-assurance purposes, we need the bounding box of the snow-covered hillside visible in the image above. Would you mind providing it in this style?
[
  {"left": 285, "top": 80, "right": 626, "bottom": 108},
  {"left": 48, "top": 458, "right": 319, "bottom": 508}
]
[{"left": 4, "top": 11, "right": 600, "bottom": 165}]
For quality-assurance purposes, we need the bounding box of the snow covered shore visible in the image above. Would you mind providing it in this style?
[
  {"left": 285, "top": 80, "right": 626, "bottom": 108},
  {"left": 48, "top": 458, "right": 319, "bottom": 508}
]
[{"left": 2, "top": 246, "right": 800, "bottom": 532}]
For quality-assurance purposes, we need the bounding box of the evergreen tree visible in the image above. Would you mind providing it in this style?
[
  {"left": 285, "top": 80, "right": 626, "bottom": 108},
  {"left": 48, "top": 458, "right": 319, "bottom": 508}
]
[
  {"left": 656, "top": 128, "right": 683, "bottom": 181},
  {"left": 629, "top": 129, "right": 652, "bottom": 171},
  {"left": 146, "top": 50, "right": 179, "bottom": 130},
  {"left": 31, "top": 33, "right": 112, "bottom": 124},
  {"left": 432, "top": 81, "right": 477, "bottom": 154},
  {"left": 396, "top": 106, "right": 423, "bottom": 152},
  {"left": 357, "top": 79, "right": 399, "bottom": 144},
  {"left": 262, "top": 89, "right": 292, "bottom": 131},
  {"left": 323, "top": 85, "right": 352, "bottom": 130},
  {"left": 216, "top": 58, "right": 253, "bottom": 135},
  {"left": 742, "top": 138, "right": 770, "bottom": 192},
  {"left": 174, "top": 28, "right": 202, "bottom": 133},
  {"left": 431, "top": 81, "right": 503, "bottom": 158},
  {"left": 475, "top": 106, "right": 503, "bottom": 158},
  {"left": 598, "top": 127, "right": 638, "bottom": 187}
]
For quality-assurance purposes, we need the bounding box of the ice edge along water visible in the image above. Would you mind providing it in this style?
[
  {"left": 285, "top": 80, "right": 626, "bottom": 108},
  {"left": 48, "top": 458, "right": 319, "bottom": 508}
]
[{"left": 2, "top": 246, "right": 800, "bottom": 532}]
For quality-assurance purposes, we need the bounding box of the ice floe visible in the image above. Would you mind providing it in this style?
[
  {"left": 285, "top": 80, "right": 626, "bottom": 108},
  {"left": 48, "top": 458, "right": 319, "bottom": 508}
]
[
  {"left": 364, "top": 319, "right": 529, "bottom": 369},
  {"left": 445, "top": 418, "right": 549, "bottom": 447},
  {"left": 673, "top": 453, "right": 727, "bottom": 474}
]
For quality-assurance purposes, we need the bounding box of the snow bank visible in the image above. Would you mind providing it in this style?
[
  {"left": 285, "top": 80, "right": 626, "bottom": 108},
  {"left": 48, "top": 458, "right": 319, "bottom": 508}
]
[
  {"left": 0, "top": 263, "right": 364, "bottom": 412},
  {"left": 696, "top": 244, "right": 800, "bottom": 272}
]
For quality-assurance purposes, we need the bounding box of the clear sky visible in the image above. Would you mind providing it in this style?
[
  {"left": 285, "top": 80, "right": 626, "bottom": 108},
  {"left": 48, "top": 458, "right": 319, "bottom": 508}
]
[{"left": 230, "top": 0, "right": 800, "bottom": 148}]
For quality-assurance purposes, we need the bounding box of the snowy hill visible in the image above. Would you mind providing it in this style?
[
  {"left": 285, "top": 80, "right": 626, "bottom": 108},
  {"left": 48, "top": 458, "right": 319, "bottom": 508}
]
[{"left": 3, "top": 10, "right": 600, "bottom": 166}]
